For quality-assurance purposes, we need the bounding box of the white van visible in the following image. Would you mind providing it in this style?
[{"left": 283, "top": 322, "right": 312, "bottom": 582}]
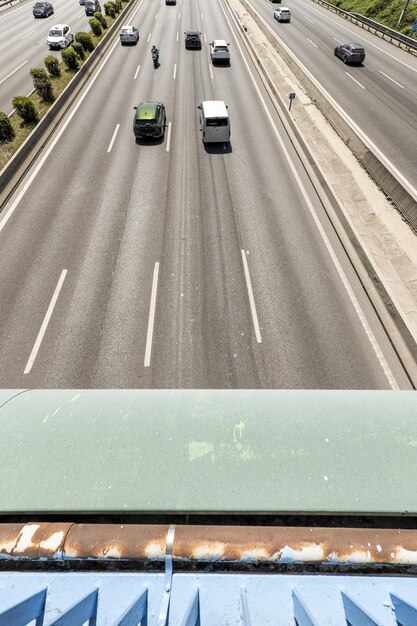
[{"left": 198, "top": 101, "right": 230, "bottom": 143}]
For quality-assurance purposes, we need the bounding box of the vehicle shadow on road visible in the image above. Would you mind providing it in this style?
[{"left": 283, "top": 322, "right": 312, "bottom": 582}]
[
  {"left": 134, "top": 136, "right": 165, "bottom": 146},
  {"left": 203, "top": 142, "right": 233, "bottom": 154}
]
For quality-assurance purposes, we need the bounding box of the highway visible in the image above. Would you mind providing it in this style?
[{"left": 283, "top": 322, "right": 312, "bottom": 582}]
[
  {"left": 250, "top": 0, "right": 417, "bottom": 197},
  {"left": 0, "top": 0, "right": 414, "bottom": 388},
  {"left": 0, "top": 0, "right": 94, "bottom": 113}
]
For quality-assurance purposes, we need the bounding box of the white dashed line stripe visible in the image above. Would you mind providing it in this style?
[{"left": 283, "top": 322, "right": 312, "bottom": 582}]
[
  {"left": 307, "top": 38, "right": 318, "bottom": 48},
  {"left": 166, "top": 121, "right": 172, "bottom": 152},
  {"left": 107, "top": 124, "right": 120, "bottom": 152},
  {"left": 345, "top": 72, "right": 365, "bottom": 89},
  {"left": 0, "top": 60, "right": 28, "bottom": 85},
  {"left": 134, "top": 64, "right": 140, "bottom": 79},
  {"left": 147, "top": 32, "right": 151, "bottom": 42},
  {"left": 173, "top": 63, "right": 177, "bottom": 79},
  {"left": 144, "top": 262, "right": 160, "bottom": 367},
  {"left": 22, "top": 29, "right": 35, "bottom": 39},
  {"left": 379, "top": 70, "right": 404, "bottom": 89},
  {"left": 24, "top": 269, "right": 67, "bottom": 374},
  {"left": 241, "top": 250, "right": 262, "bottom": 344}
]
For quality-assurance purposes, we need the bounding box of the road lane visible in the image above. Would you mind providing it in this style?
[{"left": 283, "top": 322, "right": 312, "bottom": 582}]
[{"left": 0, "top": 0, "right": 412, "bottom": 388}]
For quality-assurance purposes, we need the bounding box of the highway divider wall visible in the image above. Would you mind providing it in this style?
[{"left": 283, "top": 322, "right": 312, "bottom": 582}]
[
  {"left": 236, "top": 0, "right": 417, "bottom": 232},
  {"left": 0, "top": 0, "right": 138, "bottom": 202}
]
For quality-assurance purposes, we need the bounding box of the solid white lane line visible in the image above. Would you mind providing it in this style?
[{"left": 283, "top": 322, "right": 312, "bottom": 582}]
[
  {"left": 166, "top": 121, "right": 172, "bottom": 151},
  {"left": 224, "top": 0, "right": 399, "bottom": 388},
  {"left": 241, "top": 250, "right": 262, "bottom": 344},
  {"left": 345, "top": 72, "right": 365, "bottom": 89},
  {"left": 107, "top": 124, "right": 120, "bottom": 152},
  {"left": 307, "top": 38, "right": 318, "bottom": 48},
  {"left": 0, "top": 3, "right": 29, "bottom": 19},
  {"left": 22, "top": 29, "right": 35, "bottom": 39},
  {"left": 0, "top": 60, "right": 28, "bottom": 86},
  {"left": 144, "top": 262, "right": 160, "bottom": 367},
  {"left": 24, "top": 269, "right": 67, "bottom": 374},
  {"left": 379, "top": 70, "right": 404, "bottom": 89},
  {"left": 134, "top": 64, "right": 140, "bottom": 79},
  {"left": 173, "top": 63, "right": 177, "bottom": 79},
  {"left": 147, "top": 32, "right": 151, "bottom": 42},
  {"left": 304, "top": 15, "right": 314, "bottom": 23}
]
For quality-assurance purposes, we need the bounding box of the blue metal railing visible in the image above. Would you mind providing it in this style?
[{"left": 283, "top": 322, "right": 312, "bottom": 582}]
[{"left": 2, "top": 572, "right": 417, "bottom": 625}]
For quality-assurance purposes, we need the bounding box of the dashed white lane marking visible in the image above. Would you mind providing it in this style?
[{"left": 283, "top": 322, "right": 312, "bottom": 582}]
[
  {"left": 176, "top": 31, "right": 179, "bottom": 41},
  {"left": 307, "top": 38, "right": 317, "bottom": 48},
  {"left": 178, "top": 11, "right": 180, "bottom": 19},
  {"left": 0, "top": 60, "right": 28, "bottom": 85},
  {"left": 241, "top": 250, "right": 262, "bottom": 344},
  {"left": 333, "top": 37, "right": 343, "bottom": 44},
  {"left": 345, "top": 71, "right": 365, "bottom": 89},
  {"left": 155, "top": 11, "right": 158, "bottom": 18},
  {"left": 166, "top": 121, "right": 172, "bottom": 151},
  {"left": 144, "top": 262, "right": 160, "bottom": 367},
  {"left": 134, "top": 64, "right": 140, "bottom": 79},
  {"left": 173, "top": 63, "right": 177, "bottom": 79},
  {"left": 147, "top": 32, "right": 151, "bottom": 42},
  {"left": 224, "top": 0, "right": 399, "bottom": 388},
  {"left": 209, "top": 63, "right": 213, "bottom": 79},
  {"left": 22, "top": 29, "right": 35, "bottom": 39},
  {"left": 24, "top": 269, "right": 67, "bottom": 374},
  {"left": 304, "top": 15, "right": 314, "bottom": 23},
  {"left": 107, "top": 124, "right": 120, "bottom": 152},
  {"left": 379, "top": 70, "right": 404, "bottom": 89}
]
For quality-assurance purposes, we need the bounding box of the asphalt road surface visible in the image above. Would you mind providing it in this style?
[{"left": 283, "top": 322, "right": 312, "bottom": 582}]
[{"left": 0, "top": 0, "right": 413, "bottom": 388}]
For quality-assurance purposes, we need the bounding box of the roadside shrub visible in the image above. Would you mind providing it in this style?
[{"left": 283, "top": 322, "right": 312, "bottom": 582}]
[
  {"left": 75, "top": 31, "right": 95, "bottom": 51},
  {"left": 30, "top": 67, "right": 55, "bottom": 103},
  {"left": 114, "top": 0, "right": 122, "bottom": 11},
  {"left": 44, "top": 55, "right": 61, "bottom": 77},
  {"left": 12, "top": 96, "right": 39, "bottom": 125},
  {"left": 61, "top": 47, "right": 80, "bottom": 70},
  {"left": 72, "top": 41, "right": 85, "bottom": 60},
  {"left": 103, "top": 2, "right": 115, "bottom": 16},
  {"left": 94, "top": 11, "right": 107, "bottom": 28},
  {"left": 0, "top": 112, "right": 15, "bottom": 143},
  {"left": 89, "top": 18, "right": 102, "bottom": 36}
]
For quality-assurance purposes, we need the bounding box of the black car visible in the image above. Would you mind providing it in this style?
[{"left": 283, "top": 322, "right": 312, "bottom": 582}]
[
  {"left": 133, "top": 102, "right": 166, "bottom": 140},
  {"left": 85, "top": 0, "right": 100, "bottom": 14},
  {"left": 184, "top": 30, "right": 202, "bottom": 49},
  {"left": 33, "top": 1, "right": 54, "bottom": 17},
  {"left": 334, "top": 43, "right": 365, "bottom": 65},
  {"left": 165, "top": 0, "right": 176, "bottom": 4}
]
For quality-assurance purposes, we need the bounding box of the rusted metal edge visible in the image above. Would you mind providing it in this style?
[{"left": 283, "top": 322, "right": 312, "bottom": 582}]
[{"left": 1, "top": 524, "right": 417, "bottom": 566}]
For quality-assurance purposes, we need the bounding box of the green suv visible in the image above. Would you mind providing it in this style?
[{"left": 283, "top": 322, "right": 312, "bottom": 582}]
[{"left": 133, "top": 102, "right": 166, "bottom": 140}]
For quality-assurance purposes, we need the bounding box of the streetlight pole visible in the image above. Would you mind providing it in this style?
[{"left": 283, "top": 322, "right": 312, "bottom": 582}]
[{"left": 397, "top": 0, "right": 410, "bottom": 27}]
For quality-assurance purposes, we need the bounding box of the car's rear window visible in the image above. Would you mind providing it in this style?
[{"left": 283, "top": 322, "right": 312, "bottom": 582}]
[{"left": 206, "top": 118, "right": 228, "bottom": 127}]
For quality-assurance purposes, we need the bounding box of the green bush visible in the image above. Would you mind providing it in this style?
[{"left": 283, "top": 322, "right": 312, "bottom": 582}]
[
  {"left": 103, "top": 2, "right": 115, "bottom": 16},
  {"left": 12, "top": 96, "right": 39, "bottom": 125},
  {"left": 44, "top": 55, "right": 61, "bottom": 77},
  {"left": 72, "top": 41, "right": 85, "bottom": 60},
  {"left": 61, "top": 47, "right": 80, "bottom": 70},
  {"left": 75, "top": 31, "right": 95, "bottom": 51},
  {"left": 94, "top": 11, "right": 107, "bottom": 28},
  {"left": 114, "top": 0, "right": 122, "bottom": 11},
  {"left": 89, "top": 18, "right": 102, "bottom": 36},
  {"left": 30, "top": 67, "right": 55, "bottom": 103},
  {"left": 0, "top": 112, "right": 15, "bottom": 143}
]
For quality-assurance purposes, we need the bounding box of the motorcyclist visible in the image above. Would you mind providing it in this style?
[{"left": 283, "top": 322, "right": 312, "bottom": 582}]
[{"left": 151, "top": 45, "right": 159, "bottom": 59}]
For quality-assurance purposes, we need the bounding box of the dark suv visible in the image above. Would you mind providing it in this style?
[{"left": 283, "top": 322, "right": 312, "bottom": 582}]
[
  {"left": 133, "top": 102, "right": 166, "bottom": 140},
  {"left": 184, "top": 30, "right": 202, "bottom": 49},
  {"left": 33, "top": 1, "right": 54, "bottom": 17},
  {"left": 85, "top": 0, "right": 100, "bottom": 14},
  {"left": 334, "top": 43, "right": 365, "bottom": 65}
]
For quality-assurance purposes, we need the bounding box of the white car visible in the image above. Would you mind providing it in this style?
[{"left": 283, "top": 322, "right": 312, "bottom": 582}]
[
  {"left": 209, "top": 40, "right": 230, "bottom": 64},
  {"left": 119, "top": 25, "right": 139, "bottom": 45},
  {"left": 274, "top": 7, "right": 291, "bottom": 21},
  {"left": 47, "top": 23, "right": 74, "bottom": 49}
]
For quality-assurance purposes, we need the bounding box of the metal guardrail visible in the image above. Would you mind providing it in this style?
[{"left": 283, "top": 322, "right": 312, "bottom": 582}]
[
  {"left": 0, "top": 0, "right": 22, "bottom": 9},
  {"left": 311, "top": 0, "right": 417, "bottom": 55}
]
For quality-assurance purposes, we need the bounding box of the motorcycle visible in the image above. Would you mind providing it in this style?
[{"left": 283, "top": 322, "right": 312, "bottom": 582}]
[{"left": 152, "top": 50, "right": 159, "bottom": 68}]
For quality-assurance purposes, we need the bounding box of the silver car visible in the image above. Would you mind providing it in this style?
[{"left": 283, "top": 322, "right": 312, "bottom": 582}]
[
  {"left": 119, "top": 25, "right": 139, "bottom": 45},
  {"left": 274, "top": 7, "right": 291, "bottom": 21}
]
